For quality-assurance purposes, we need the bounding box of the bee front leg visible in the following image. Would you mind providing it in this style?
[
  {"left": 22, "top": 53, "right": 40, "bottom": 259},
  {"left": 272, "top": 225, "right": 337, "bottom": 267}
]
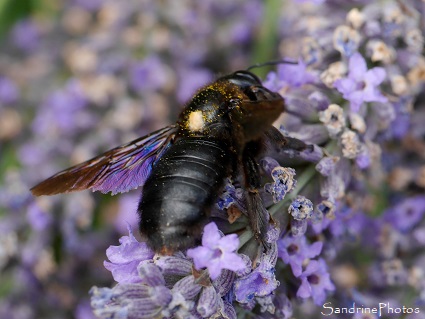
[
  {"left": 264, "top": 125, "right": 313, "bottom": 152},
  {"left": 242, "top": 142, "right": 271, "bottom": 251}
]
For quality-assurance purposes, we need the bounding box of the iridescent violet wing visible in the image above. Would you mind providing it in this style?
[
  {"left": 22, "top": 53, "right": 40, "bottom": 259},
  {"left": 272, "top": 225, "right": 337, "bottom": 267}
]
[{"left": 31, "top": 125, "right": 178, "bottom": 196}]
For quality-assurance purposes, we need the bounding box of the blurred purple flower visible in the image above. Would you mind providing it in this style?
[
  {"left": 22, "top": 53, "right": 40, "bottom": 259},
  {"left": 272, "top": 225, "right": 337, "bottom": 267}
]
[
  {"left": 104, "top": 227, "right": 154, "bottom": 284},
  {"left": 75, "top": 300, "right": 97, "bottom": 319},
  {"left": 26, "top": 202, "right": 52, "bottom": 231},
  {"left": 316, "top": 156, "right": 339, "bottom": 177},
  {"left": 187, "top": 222, "right": 245, "bottom": 280},
  {"left": 11, "top": 19, "right": 40, "bottom": 52},
  {"left": 296, "top": 258, "right": 335, "bottom": 305},
  {"left": 230, "top": 1, "right": 262, "bottom": 43},
  {"left": 263, "top": 59, "right": 316, "bottom": 91},
  {"left": 273, "top": 294, "right": 293, "bottom": 319},
  {"left": 72, "top": 0, "right": 104, "bottom": 11},
  {"left": 114, "top": 192, "right": 140, "bottom": 234},
  {"left": 334, "top": 52, "right": 387, "bottom": 112},
  {"left": 176, "top": 67, "right": 212, "bottom": 103},
  {"left": 294, "top": 0, "right": 326, "bottom": 3},
  {"left": 130, "top": 56, "right": 169, "bottom": 93},
  {"left": 356, "top": 149, "right": 371, "bottom": 169},
  {"left": 32, "top": 80, "right": 91, "bottom": 135},
  {"left": 278, "top": 235, "right": 322, "bottom": 277},
  {"left": 0, "top": 77, "right": 19, "bottom": 104},
  {"left": 384, "top": 196, "right": 425, "bottom": 233}
]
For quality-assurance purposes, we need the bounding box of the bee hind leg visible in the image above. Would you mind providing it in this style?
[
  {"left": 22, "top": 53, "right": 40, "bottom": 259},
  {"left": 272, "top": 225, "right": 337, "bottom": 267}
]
[{"left": 242, "top": 142, "right": 271, "bottom": 251}]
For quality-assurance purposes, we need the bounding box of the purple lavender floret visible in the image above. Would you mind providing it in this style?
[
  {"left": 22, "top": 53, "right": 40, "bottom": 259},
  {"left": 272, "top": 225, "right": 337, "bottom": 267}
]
[
  {"left": 296, "top": 258, "right": 335, "bottom": 305},
  {"left": 278, "top": 235, "right": 323, "bottom": 277},
  {"left": 334, "top": 52, "right": 387, "bottom": 112},
  {"left": 187, "top": 222, "right": 246, "bottom": 280},
  {"left": 263, "top": 58, "right": 316, "bottom": 91},
  {"left": 355, "top": 149, "right": 371, "bottom": 169},
  {"left": 217, "top": 179, "right": 243, "bottom": 210},
  {"left": 104, "top": 226, "right": 154, "bottom": 284},
  {"left": 234, "top": 247, "right": 279, "bottom": 307}
]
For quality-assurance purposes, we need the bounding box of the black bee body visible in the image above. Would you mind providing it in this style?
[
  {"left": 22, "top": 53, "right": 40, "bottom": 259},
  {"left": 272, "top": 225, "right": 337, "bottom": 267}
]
[
  {"left": 31, "top": 70, "right": 308, "bottom": 254},
  {"left": 139, "top": 137, "right": 233, "bottom": 252},
  {"left": 139, "top": 74, "right": 285, "bottom": 252}
]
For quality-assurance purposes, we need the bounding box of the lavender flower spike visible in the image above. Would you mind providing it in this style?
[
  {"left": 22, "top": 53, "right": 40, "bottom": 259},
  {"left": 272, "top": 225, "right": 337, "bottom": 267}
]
[
  {"left": 334, "top": 52, "right": 387, "bottom": 112},
  {"left": 187, "top": 222, "right": 245, "bottom": 280}
]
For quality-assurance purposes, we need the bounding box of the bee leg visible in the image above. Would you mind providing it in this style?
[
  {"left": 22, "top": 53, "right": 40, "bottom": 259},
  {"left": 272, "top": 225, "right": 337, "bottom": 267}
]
[
  {"left": 264, "top": 126, "right": 313, "bottom": 152},
  {"left": 242, "top": 142, "right": 271, "bottom": 251}
]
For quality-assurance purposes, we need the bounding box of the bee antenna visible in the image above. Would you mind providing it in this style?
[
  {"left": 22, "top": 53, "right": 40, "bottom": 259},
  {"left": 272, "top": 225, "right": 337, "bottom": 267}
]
[{"left": 246, "top": 59, "right": 298, "bottom": 71}]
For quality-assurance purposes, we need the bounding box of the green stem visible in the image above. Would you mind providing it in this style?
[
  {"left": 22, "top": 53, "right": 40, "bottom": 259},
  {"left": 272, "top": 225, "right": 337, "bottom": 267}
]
[
  {"left": 250, "top": 0, "right": 282, "bottom": 78},
  {"left": 238, "top": 228, "right": 253, "bottom": 248}
]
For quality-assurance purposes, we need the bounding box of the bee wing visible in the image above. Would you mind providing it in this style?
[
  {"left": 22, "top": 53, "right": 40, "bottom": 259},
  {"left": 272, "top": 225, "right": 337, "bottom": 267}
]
[{"left": 31, "top": 125, "right": 178, "bottom": 196}]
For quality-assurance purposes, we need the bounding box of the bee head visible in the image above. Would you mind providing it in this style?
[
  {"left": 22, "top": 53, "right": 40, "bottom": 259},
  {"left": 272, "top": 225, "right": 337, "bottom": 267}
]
[
  {"left": 224, "top": 70, "right": 285, "bottom": 141},
  {"left": 178, "top": 70, "right": 285, "bottom": 141}
]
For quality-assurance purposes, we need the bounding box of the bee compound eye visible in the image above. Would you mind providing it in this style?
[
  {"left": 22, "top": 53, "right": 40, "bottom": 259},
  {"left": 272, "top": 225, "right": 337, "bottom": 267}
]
[
  {"left": 234, "top": 71, "right": 261, "bottom": 85},
  {"left": 227, "top": 70, "right": 262, "bottom": 88}
]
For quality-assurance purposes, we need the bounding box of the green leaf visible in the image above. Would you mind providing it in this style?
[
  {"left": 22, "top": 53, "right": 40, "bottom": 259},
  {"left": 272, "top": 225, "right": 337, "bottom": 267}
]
[{"left": 0, "top": 0, "right": 34, "bottom": 36}]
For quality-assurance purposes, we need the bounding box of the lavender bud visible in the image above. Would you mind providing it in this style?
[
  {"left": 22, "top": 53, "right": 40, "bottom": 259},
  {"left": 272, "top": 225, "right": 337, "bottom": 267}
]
[
  {"left": 265, "top": 167, "right": 297, "bottom": 203},
  {"left": 316, "top": 156, "right": 340, "bottom": 176},
  {"left": 319, "top": 104, "right": 346, "bottom": 137},
  {"left": 137, "top": 261, "right": 165, "bottom": 287},
  {"left": 154, "top": 255, "right": 192, "bottom": 276},
  {"left": 196, "top": 286, "right": 219, "bottom": 317},
  {"left": 333, "top": 25, "right": 361, "bottom": 57},
  {"left": 212, "top": 269, "right": 236, "bottom": 296},
  {"left": 288, "top": 196, "right": 314, "bottom": 220},
  {"left": 172, "top": 275, "right": 202, "bottom": 300},
  {"left": 291, "top": 219, "right": 308, "bottom": 237}
]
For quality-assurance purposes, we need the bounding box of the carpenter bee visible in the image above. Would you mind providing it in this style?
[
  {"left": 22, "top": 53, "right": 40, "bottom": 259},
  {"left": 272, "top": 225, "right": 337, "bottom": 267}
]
[{"left": 31, "top": 68, "right": 308, "bottom": 254}]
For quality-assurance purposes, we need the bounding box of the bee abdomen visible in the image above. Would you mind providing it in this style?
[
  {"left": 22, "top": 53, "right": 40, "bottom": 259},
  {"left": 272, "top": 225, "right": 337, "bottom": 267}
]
[{"left": 138, "top": 137, "right": 233, "bottom": 252}]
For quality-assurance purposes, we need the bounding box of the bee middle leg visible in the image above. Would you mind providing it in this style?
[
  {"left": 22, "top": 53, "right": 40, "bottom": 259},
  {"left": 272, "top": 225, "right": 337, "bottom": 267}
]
[{"left": 242, "top": 141, "right": 271, "bottom": 251}]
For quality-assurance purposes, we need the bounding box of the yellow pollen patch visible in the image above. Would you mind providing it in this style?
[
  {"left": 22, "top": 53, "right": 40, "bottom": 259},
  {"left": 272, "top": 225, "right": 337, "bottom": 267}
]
[{"left": 188, "top": 110, "right": 205, "bottom": 132}]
